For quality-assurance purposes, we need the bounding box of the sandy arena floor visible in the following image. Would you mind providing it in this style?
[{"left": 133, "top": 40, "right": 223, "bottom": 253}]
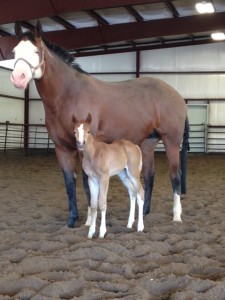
[{"left": 0, "top": 153, "right": 225, "bottom": 300}]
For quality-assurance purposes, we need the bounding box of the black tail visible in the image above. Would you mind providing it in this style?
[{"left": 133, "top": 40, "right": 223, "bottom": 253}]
[{"left": 180, "top": 117, "right": 190, "bottom": 195}]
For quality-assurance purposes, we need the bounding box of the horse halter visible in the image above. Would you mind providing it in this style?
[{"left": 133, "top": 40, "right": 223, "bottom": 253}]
[{"left": 14, "top": 42, "right": 45, "bottom": 78}]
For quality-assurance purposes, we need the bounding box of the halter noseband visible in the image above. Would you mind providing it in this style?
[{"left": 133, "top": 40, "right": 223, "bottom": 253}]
[{"left": 14, "top": 43, "right": 45, "bottom": 78}]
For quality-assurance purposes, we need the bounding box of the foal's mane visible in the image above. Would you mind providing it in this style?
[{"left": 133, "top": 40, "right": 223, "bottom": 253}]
[{"left": 22, "top": 31, "right": 88, "bottom": 74}]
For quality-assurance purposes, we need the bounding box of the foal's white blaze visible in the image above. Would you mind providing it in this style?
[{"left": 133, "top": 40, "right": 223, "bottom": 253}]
[
  {"left": 11, "top": 40, "right": 43, "bottom": 89},
  {"left": 77, "top": 124, "right": 85, "bottom": 145},
  {"left": 173, "top": 193, "right": 182, "bottom": 222}
]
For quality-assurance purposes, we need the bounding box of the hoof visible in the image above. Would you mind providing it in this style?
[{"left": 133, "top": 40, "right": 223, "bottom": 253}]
[
  {"left": 99, "top": 229, "right": 107, "bottom": 239},
  {"left": 143, "top": 210, "right": 150, "bottom": 217},
  {"left": 137, "top": 225, "right": 144, "bottom": 232},
  {"left": 67, "top": 216, "right": 79, "bottom": 228},
  {"left": 85, "top": 219, "right": 91, "bottom": 227},
  {"left": 173, "top": 217, "right": 182, "bottom": 222},
  {"left": 88, "top": 228, "right": 95, "bottom": 239},
  {"left": 127, "top": 221, "right": 134, "bottom": 229}
]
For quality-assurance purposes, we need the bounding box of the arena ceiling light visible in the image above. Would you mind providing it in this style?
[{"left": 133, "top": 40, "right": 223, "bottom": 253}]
[
  {"left": 211, "top": 32, "right": 225, "bottom": 41},
  {"left": 195, "top": 1, "right": 215, "bottom": 13}
]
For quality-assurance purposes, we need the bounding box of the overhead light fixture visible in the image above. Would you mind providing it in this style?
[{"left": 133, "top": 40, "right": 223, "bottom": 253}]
[
  {"left": 195, "top": 1, "right": 215, "bottom": 13},
  {"left": 211, "top": 32, "right": 225, "bottom": 41}
]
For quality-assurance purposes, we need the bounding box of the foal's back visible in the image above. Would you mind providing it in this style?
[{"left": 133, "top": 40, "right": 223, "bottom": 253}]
[{"left": 84, "top": 138, "right": 141, "bottom": 178}]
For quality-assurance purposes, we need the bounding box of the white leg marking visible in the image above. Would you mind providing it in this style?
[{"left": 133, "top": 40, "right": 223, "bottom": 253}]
[
  {"left": 99, "top": 210, "right": 107, "bottom": 238},
  {"left": 88, "top": 209, "right": 97, "bottom": 239},
  {"left": 87, "top": 177, "right": 99, "bottom": 238},
  {"left": 85, "top": 206, "right": 92, "bottom": 226},
  {"left": 137, "top": 194, "right": 144, "bottom": 232},
  {"left": 127, "top": 196, "right": 136, "bottom": 229},
  {"left": 173, "top": 193, "right": 182, "bottom": 222}
]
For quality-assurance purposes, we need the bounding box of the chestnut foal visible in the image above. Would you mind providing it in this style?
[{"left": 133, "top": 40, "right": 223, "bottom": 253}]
[{"left": 72, "top": 114, "right": 144, "bottom": 238}]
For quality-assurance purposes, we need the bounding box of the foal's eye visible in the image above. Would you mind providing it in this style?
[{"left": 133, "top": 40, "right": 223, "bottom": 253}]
[{"left": 87, "top": 130, "right": 90, "bottom": 134}]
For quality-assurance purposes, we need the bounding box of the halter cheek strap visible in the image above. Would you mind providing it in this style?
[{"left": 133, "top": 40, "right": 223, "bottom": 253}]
[{"left": 14, "top": 44, "right": 45, "bottom": 78}]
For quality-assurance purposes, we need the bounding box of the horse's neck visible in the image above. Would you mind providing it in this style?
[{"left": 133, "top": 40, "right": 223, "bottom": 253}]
[
  {"left": 83, "top": 134, "right": 101, "bottom": 161},
  {"left": 35, "top": 50, "right": 81, "bottom": 102}
]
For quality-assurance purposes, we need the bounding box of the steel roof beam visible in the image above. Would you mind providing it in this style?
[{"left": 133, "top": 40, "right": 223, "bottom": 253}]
[
  {"left": 1, "top": 11, "right": 225, "bottom": 60},
  {"left": 0, "top": 0, "right": 169, "bottom": 25}
]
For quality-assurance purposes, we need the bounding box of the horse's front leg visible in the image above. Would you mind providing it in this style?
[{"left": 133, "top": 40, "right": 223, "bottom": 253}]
[
  {"left": 118, "top": 170, "right": 136, "bottom": 229},
  {"left": 98, "top": 176, "right": 109, "bottom": 239},
  {"left": 55, "top": 147, "right": 78, "bottom": 228},
  {"left": 82, "top": 171, "right": 92, "bottom": 226},
  {"left": 62, "top": 171, "right": 79, "bottom": 228},
  {"left": 78, "top": 152, "right": 91, "bottom": 225},
  {"left": 137, "top": 190, "right": 144, "bottom": 232},
  {"left": 88, "top": 177, "right": 99, "bottom": 239}
]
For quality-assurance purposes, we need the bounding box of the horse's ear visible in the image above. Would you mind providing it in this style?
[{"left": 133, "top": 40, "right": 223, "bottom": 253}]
[
  {"left": 15, "top": 21, "right": 22, "bottom": 37},
  {"left": 86, "top": 113, "right": 92, "bottom": 124},
  {"left": 72, "top": 115, "right": 78, "bottom": 125},
  {"left": 34, "top": 20, "right": 43, "bottom": 37}
]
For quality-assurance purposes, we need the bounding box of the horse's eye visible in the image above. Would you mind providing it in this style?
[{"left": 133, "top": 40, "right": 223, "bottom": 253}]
[
  {"left": 35, "top": 50, "right": 40, "bottom": 55},
  {"left": 87, "top": 131, "right": 90, "bottom": 134}
]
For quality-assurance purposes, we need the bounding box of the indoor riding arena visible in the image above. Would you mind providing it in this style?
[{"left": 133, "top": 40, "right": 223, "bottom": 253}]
[{"left": 0, "top": 1, "right": 225, "bottom": 300}]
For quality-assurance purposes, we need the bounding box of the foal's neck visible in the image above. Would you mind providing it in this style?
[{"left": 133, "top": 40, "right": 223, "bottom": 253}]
[{"left": 83, "top": 133, "right": 101, "bottom": 159}]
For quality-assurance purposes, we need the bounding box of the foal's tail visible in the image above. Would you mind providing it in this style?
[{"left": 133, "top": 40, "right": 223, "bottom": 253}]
[{"left": 180, "top": 117, "right": 190, "bottom": 195}]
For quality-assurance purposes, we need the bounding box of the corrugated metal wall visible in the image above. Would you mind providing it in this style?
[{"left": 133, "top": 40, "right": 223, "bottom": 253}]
[{"left": 0, "top": 42, "right": 225, "bottom": 153}]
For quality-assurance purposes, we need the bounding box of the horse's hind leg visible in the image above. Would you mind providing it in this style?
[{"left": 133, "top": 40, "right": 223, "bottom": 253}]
[
  {"left": 162, "top": 136, "right": 182, "bottom": 222},
  {"left": 98, "top": 176, "right": 110, "bottom": 238},
  {"left": 125, "top": 169, "right": 145, "bottom": 232},
  {"left": 137, "top": 192, "right": 144, "bottom": 232},
  {"left": 140, "top": 138, "right": 159, "bottom": 215},
  {"left": 118, "top": 170, "right": 136, "bottom": 229}
]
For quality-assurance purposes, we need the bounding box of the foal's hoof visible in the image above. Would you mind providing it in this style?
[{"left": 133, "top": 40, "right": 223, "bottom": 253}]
[
  {"left": 137, "top": 225, "right": 144, "bottom": 232},
  {"left": 99, "top": 229, "right": 107, "bottom": 239},
  {"left": 88, "top": 229, "right": 95, "bottom": 239},
  {"left": 173, "top": 217, "right": 182, "bottom": 222}
]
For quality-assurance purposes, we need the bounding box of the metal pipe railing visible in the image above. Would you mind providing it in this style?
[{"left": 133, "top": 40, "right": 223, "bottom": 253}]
[{"left": 0, "top": 121, "right": 225, "bottom": 155}]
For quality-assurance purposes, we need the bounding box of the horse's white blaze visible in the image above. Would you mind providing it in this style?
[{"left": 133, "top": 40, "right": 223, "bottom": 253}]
[
  {"left": 11, "top": 40, "right": 43, "bottom": 89},
  {"left": 77, "top": 124, "right": 84, "bottom": 145},
  {"left": 14, "top": 40, "right": 39, "bottom": 64},
  {"left": 173, "top": 193, "right": 182, "bottom": 222}
]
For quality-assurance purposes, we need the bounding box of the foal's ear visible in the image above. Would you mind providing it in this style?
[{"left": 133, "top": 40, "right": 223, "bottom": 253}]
[
  {"left": 72, "top": 115, "right": 78, "bottom": 125},
  {"left": 86, "top": 113, "right": 92, "bottom": 124},
  {"left": 34, "top": 20, "right": 43, "bottom": 37},
  {"left": 15, "top": 21, "right": 23, "bottom": 37}
]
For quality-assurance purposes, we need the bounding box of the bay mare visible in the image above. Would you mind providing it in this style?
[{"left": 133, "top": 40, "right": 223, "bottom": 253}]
[
  {"left": 73, "top": 113, "right": 144, "bottom": 239},
  {"left": 10, "top": 21, "right": 189, "bottom": 228}
]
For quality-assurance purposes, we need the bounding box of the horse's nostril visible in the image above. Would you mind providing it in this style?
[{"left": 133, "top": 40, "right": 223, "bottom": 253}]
[{"left": 21, "top": 73, "right": 25, "bottom": 80}]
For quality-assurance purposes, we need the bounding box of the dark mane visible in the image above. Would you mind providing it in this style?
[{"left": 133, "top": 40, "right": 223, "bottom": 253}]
[{"left": 21, "top": 32, "right": 88, "bottom": 74}]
